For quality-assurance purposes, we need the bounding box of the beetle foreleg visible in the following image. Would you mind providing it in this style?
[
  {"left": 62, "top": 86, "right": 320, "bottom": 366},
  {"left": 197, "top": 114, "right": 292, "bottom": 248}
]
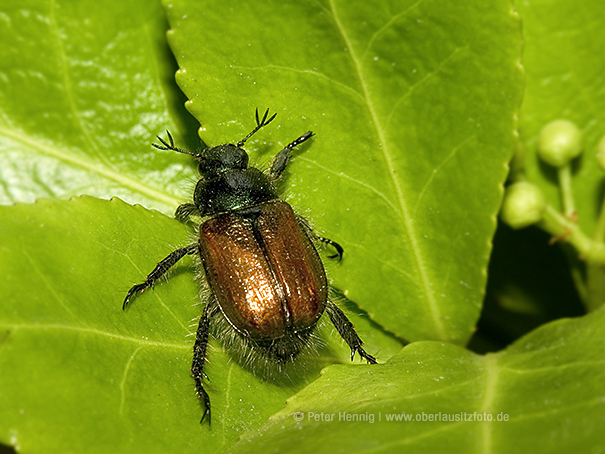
[
  {"left": 269, "top": 131, "right": 314, "bottom": 180},
  {"left": 325, "top": 302, "right": 377, "bottom": 364},
  {"left": 122, "top": 244, "right": 198, "bottom": 310},
  {"left": 175, "top": 203, "right": 200, "bottom": 223},
  {"left": 191, "top": 297, "right": 219, "bottom": 425}
]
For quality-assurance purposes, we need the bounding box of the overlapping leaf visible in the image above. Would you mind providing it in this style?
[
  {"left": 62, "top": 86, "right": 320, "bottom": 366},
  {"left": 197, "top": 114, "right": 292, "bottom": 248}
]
[
  {"left": 228, "top": 306, "right": 605, "bottom": 454},
  {"left": 0, "top": 197, "right": 402, "bottom": 453},
  {"left": 0, "top": 0, "right": 198, "bottom": 213}
]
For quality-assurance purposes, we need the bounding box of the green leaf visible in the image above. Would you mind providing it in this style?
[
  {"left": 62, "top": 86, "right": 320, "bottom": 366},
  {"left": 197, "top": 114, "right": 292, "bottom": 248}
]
[
  {"left": 166, "top": 0, "right": 524, "bottom": 344},
  {"left": 227, "top": 307, "right": 605, "bottom": 454},
  {"left": 0, "top": 0, "right": 198, "bottom": 214},
  {"left": 0, "top": 197, "right": 402, "bottom": 453}
]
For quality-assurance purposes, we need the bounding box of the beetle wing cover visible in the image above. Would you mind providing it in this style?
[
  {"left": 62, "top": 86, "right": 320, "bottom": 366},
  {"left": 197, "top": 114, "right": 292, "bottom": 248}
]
[
  {"left": 200, "top": 214, "right": 284, "bottom": 338},
  {"left": 199, "top": 201, "right": 328, "bottom": 339},
  {"left": 257, "top": 201, "right": 327, "bottom": 330}
]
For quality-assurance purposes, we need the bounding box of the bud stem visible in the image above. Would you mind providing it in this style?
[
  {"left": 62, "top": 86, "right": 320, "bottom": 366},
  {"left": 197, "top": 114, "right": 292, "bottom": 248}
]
[
  {"left": 538, "top": 205, "right": 605, "bottom": 262},
  {"left": 557, "top": 165, "right": 576, "bottom": 220},
  {"left": 594, "top": 197, "right": 605, "bottom": 242}
]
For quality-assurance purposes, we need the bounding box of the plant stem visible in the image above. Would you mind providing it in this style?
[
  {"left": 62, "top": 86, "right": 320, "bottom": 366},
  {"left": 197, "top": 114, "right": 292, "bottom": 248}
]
[
  {"left": 586, "top": 263, "right": 605, "bottom": 312},
  {"left": 594, "top": 195, "right": 605, "bottom": 241},
  {"left": 538, "top": 205, "right": 605, "bottom": 262},
  {"left": 557, "top": 165, "right": 576, "bottom": 219}
]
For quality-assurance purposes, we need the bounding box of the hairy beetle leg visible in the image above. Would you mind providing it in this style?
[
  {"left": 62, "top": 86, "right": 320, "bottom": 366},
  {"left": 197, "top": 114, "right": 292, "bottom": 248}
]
[
  {"left": 296, "top": 216, "right": 344, "bottom": 262},
  {"left": 122, "top": 244, "right": 198, "bottom": 310},
  {"left": 316, "top": 236, "right": 344, "bottom": 262},
  {"left": 192, "top": 298, "right": 219, "bottom": 425},
  {"left": 325, "top": 302, "right": 377, "bottom": 364},
  {"left": 175, "top": 203, "right": 200, "bottom": 223}
]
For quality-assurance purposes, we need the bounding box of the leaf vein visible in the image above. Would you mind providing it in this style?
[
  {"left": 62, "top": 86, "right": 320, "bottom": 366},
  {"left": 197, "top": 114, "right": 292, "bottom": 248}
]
[
  {"left": 385, "top": 44, "right": 470, "bottom": 132},
  {"left": 48, "top": 0, "right": 106, "bottom": 163},
  {"left": 119, "top": 346, "right": 143, "bottom": 415},
  {"left": 328, "top": 0, "right": 445, "bottom": 338},
  {"left": 360, "top": 0, "right": 424, "bottom": 62},
  {"left": 0, "top": 322, "right": 189, "bottom": 350},
  {"left": 0, "top": 126, "right": 180, "bottom": 207},
  {"left": 412, "top": 134, "right": 474, "bottom": 217},
  {"left": 230, "top": 64, "right": 365, "bottom": 101}
]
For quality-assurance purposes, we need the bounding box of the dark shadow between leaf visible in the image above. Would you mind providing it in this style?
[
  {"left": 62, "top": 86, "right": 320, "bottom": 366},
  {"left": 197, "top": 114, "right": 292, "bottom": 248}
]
[
  {"left": 0, "top": 444, "right": 16, "bottom": 454},
  {"left": 156, "top": 15, "right": 206, "bottom": 155},
  {"left": 468, "top": 221, "right": 585, "bottom": 354}
]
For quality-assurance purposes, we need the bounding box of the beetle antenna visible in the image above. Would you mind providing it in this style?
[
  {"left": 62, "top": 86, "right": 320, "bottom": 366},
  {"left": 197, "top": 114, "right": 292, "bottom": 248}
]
[
  {"left": 237, "top": 108, "right": 277, "bottom": 147},
  {"left": 153, "top": 130, "right": 203, "bottom": 159}
]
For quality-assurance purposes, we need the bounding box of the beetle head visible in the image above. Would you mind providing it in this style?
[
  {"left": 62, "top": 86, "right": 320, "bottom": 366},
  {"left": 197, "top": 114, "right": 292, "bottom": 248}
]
[{"left": 198, "top": 144, "right": 249, "bottom": 177}]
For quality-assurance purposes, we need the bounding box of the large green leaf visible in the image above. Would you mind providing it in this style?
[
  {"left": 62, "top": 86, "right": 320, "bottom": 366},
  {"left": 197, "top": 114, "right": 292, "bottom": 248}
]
[
  {"left": 227, "top": 306, "right": 605, "bottom": 454},
  {"left": 0, "top": 197, "right": 402, "bottom": 453},
  {"left": 166, "top": 0, "right": 524, "bottom": 344},
  {"left": 0, "top": 0, "right": 198, "bottom": 213},
  {"left": 4, "top": 197, "right": 603, "bottom": 453}
]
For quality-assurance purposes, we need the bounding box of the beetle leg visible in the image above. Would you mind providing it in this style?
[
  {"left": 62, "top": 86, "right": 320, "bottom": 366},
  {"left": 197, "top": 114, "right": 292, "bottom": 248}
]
[
  {"left": 269, "top": 131, "right": 314, "bottom": 180},
  {"left": 175, "top": 203, "right": 200, "bottom": 223},
  {"left": 325, "top": 302, "right": 377, "bottom": 364},
  {"left": 122, "top": 244, "right": 198, "bottom": 310},
  {"left": 191, "top": 297, "right": 219, "bottom": 425},
  {"left": 296, "top": 216, "right": 344, "bottom": 261},
  {"left": 316, "top": 236, "right": 344, "bottom": 261}
]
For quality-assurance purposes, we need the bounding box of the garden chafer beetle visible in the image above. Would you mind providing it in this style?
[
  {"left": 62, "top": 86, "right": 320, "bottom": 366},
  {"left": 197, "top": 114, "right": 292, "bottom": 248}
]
[{"left": 123, "top": 109, "right": 376, "bottom": 424}]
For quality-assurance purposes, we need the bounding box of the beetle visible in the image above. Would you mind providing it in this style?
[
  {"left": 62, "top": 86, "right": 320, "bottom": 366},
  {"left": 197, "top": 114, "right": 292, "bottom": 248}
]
[{"left": 123, "top": 109, "right": 376, "bottom": 425}]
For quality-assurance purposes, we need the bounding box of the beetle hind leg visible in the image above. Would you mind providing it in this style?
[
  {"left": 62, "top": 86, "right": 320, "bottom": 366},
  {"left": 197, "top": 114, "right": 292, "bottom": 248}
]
[
  {"left": 191, "top": 297, "right": 219, "bottom": 425},
  {"left": 325, "top": 301, "right": 377, "bottom": 364}
]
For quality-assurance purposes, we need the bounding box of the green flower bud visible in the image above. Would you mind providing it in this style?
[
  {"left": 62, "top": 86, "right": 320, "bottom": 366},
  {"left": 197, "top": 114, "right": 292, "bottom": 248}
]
[
  {"left": 500, "top": 182, "right": 547, "bottom": 229},
  {"left": 537, "top": 120, "right": 583, "bottom": 167},
  {"left": 597, "top": 135, "right": 605, "bottom": 172}
]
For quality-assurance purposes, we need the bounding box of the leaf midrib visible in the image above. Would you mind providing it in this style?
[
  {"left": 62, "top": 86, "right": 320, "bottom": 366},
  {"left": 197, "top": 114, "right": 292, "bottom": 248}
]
[
  {"left": 0, "top": 126, "right": 179, "bottom": 207},
  {"left": 0, "top": 322, "right": 189, "bottom": 350},
  {"left": 328, "top": 0, "right": 445, "bottom": 339}
]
